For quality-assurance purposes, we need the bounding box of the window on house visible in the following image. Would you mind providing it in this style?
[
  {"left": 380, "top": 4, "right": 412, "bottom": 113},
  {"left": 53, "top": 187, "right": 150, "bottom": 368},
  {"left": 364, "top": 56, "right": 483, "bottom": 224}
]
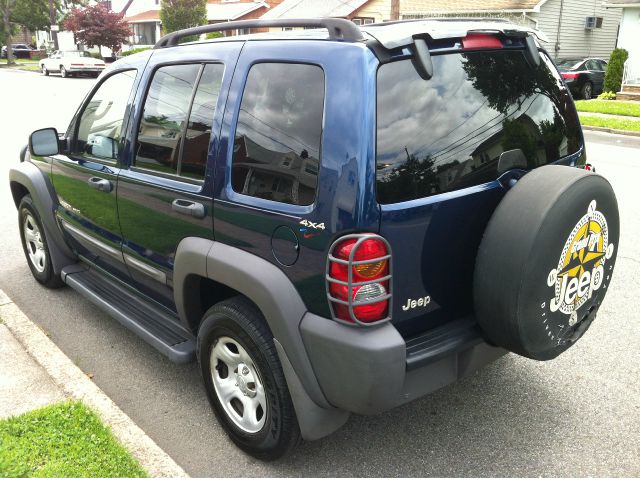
[
  {"left": 352, "top": 17, "right": 375, "bottom": 25},
  {"left": 231, "top": 63, "right": 325, "bottom": 206}
]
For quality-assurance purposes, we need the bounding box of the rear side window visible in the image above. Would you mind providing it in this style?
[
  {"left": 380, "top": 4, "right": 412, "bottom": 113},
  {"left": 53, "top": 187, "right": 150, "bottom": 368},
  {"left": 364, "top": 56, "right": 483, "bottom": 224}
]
[
  {"left": 135, "top": 63, "right": 224, "bottom": 180},
  {"left": 376, "top": 50, "right": 581, "bottom": 204},
  {"left": 231, "top": 63, "right": 324, "bottom": 206}
]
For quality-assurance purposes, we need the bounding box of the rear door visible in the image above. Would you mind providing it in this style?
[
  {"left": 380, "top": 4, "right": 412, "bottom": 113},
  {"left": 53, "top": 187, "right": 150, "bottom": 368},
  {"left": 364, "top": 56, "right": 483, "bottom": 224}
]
[
  {"left": 116, "top": 42, "right": 241, "bottom": 308},
  {"left": 376, "top": 46, "right": 584, "bottom": 336},
  {"left": 587, "top": 59, "right": 606, "bottom": 93}
]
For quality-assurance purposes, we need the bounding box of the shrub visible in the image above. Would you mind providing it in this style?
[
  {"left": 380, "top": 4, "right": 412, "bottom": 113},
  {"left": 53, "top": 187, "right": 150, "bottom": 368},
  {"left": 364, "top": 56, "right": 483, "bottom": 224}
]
[
  {"left": 121, "top": 47, "right": 151, "bottom": 57},
  {"left": 206, "top": 31, "right": 223, "bottom": 39},
  {"left": 603, "top": 48, "right": 629, "bottom": 93},
  {"left": 597, "top": 91, "right": 616, "bottom": 101}
]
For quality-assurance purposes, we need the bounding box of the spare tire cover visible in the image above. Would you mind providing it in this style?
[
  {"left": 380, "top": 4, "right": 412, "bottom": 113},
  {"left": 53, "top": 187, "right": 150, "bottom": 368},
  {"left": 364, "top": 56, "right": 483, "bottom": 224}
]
[{"left": 474, "top": 165, "right": 619, "bottom": 360}]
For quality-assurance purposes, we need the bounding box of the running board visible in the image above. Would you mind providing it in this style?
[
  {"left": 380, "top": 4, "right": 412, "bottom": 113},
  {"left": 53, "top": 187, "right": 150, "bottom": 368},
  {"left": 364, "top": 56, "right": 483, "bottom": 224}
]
[{"left": 61, "top": 265, "right": 195, "bottom": 364}]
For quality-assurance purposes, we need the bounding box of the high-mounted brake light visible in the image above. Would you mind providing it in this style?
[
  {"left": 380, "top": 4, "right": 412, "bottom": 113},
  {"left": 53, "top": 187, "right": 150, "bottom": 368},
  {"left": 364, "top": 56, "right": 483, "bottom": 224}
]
[
  {"left": 326, "top": 234, "right": 392, "bottom": 325},
  {"left": 462, "top": 34, "right": 503, "bottom": 50}
]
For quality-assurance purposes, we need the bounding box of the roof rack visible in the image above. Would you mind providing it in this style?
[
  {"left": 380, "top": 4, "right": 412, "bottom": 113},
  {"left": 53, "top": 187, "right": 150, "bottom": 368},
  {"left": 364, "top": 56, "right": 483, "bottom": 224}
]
[{"left": 154, "top": 18, "right": 365, "bottom": 48}]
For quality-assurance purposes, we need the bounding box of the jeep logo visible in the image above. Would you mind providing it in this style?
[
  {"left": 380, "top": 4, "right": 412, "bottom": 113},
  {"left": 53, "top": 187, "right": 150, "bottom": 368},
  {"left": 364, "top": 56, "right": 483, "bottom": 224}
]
[{"left": 402, "top": 296, "right": 431, "bottom": 311}]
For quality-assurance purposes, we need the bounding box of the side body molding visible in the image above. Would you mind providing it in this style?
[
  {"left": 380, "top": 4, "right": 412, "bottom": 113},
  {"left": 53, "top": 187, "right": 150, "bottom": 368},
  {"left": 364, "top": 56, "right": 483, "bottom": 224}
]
[
  {"left": 9, "top": 161, "right": 76, "bottom": 273},
  {"left": 173, "top": 238, "right": 349, "bottom": 439}
]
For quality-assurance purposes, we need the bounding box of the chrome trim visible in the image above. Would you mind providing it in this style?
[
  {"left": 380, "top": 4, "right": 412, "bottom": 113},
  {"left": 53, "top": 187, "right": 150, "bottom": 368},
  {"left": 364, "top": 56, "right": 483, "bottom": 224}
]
[
  {"left": 61, "top": 221, "right": 122, "bottom": 262},
  {"left": 123, "top": 253, "right": 167, "bottom": 284}
]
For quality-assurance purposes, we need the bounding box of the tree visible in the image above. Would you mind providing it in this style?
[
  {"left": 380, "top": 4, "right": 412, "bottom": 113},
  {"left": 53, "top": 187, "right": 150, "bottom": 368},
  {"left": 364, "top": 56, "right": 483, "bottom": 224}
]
[
  {"left": 64, "top": 4, "right": 130, "bottom": 55},
  {"left": 160, "top": 0, "right": 206, "bottom": 35},
  {"left": 603, "top": 48, "right": 629, "bottom": 94},
  {"left": 1, "top": 0, "right": 51, "bottom": 64}
]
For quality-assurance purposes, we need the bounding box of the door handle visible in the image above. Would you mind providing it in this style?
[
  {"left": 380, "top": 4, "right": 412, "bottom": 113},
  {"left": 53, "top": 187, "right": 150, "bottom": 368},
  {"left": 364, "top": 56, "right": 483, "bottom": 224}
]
[
  {"left": 88, "top": 176, "right": 113, "bottom": 193},
  {"left": 172, "top": 199, "right": 205, "bottom": 219}
]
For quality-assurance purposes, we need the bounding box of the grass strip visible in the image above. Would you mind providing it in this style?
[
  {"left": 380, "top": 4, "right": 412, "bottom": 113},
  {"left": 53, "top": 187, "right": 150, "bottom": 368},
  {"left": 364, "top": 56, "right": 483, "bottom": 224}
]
[
  {"left": 575, "top": 100, "right": 640, "bottom": 118},
  {"left": 579, "top": 114, "right": 640, "bottom": 133},
  {"left": 0, "top": 401, "right": 148, "bottom": 478}
]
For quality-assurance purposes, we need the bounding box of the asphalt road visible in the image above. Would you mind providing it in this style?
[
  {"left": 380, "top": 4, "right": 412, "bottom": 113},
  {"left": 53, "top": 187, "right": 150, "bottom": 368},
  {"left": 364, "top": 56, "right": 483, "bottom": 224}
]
[{"left": 1, "top": 68, "right": 638, "bottom": 477}]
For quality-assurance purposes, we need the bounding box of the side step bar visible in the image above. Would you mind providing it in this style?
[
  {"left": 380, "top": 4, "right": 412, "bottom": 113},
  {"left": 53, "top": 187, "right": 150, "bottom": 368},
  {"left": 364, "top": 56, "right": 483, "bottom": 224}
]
[
  {"left": 405, "top": 319, "right": 483, "bottom": 371},
  {"left": 61, "top": 265, "right": 195, "bottom": 364}
]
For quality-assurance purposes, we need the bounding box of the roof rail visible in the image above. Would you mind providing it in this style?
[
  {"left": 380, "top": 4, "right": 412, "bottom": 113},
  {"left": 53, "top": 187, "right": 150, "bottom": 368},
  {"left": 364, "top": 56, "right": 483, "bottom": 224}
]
[{"left": 154, "top": 18, "right": 365, "bottom": 48}]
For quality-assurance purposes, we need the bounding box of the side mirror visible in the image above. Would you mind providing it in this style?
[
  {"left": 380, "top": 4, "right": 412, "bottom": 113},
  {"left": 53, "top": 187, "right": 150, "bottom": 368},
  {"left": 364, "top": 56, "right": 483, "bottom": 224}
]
[
  {"left": 497, "top": 149, "right": 528, "bottom": 174},
  {"left": 29, "top": 128, "right": 60, "bottom": 156}
]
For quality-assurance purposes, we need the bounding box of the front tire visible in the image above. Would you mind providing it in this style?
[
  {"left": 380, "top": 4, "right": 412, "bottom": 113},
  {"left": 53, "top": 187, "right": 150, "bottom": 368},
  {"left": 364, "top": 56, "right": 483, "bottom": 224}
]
[
  {"left": 197, "top": 297, "right": 301, "bottom": 460},
  {"left": 41, "top": 65, "right": 49, "bottom": 76},
  {"left": 18, "top": 195, "right": 64, "bottom": 289}
]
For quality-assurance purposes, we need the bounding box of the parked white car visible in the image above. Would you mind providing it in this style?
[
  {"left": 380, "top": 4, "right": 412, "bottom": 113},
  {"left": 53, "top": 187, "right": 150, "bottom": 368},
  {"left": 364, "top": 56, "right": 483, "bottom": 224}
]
[{"left": 39, "top": 51, "right": 106, "bottom": 78}]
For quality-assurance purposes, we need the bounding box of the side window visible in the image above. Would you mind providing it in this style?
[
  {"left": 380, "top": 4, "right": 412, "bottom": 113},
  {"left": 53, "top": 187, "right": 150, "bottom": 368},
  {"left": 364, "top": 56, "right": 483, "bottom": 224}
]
[
  {"left": 76, "top": 70, "right": 136, "bottom": 161},
  {"left": 231, "top": 63, "right": 324, "bottom": 206},
  {"left": 181, "top": 64, "right": 224, "bottom": 180},
  {"left": 136, "top": 64, "right": 200, "bottom": 175},
  {"left": 135, "top": 63, "right": 223, "bottom": 180}
]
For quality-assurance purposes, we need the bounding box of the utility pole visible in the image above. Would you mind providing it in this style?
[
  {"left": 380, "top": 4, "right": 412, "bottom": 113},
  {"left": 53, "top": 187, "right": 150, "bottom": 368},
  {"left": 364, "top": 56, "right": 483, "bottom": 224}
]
[{"left": 48, "top": 0, "right": 59, "bottom": 50}]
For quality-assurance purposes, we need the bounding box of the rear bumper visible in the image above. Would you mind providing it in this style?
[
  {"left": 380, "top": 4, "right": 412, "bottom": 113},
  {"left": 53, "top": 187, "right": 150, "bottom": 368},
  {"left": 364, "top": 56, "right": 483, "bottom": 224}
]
[
  {"left": 300, "top": 313, "right": 506, "bottom": 414},
  {"left": 67, "top": 67, "right": 104, "bottom": 73}
]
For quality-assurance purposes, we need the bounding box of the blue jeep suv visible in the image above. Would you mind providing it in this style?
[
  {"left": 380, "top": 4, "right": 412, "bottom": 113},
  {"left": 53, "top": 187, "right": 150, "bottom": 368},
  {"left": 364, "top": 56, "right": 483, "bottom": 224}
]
[{"left": 10, "top": 18, "right": 620, "bottom": 460}]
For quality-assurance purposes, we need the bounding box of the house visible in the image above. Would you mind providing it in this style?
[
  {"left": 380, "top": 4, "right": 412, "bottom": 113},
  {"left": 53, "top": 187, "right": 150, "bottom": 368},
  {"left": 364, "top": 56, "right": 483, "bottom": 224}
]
[
  {"left": 604, "top": 0, "right": 640, "bottom": 94},
  {"left": 261, "top": 0, "right": 399, "bottom": 26},
  {"left": 400, "top": 0, "right": 622, "bottom": 61}
]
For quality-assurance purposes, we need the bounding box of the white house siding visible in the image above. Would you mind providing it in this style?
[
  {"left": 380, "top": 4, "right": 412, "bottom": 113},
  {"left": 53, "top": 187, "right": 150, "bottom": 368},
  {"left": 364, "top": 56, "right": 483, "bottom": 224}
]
[
  {"left": 616, "top": 7, "right": 640, "bottom": 67},
  {"left": 533, "top": 0, "right": 622, "bottom": 60},
  {"left": 353, "top": 0, "right": 393, "bottom": 22}
]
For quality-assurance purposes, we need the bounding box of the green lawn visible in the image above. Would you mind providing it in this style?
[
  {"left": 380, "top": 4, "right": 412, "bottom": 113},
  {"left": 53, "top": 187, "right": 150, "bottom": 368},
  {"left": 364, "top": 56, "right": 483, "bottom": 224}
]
[
  {"left": 0, "top": 401, "right": 148, "bottom": 478},
  {"left": 575, "top": 100, "right": 640, "bottom": 118},
  {"left": 579, "top": 114, "right": 640, "bottom": 133}
]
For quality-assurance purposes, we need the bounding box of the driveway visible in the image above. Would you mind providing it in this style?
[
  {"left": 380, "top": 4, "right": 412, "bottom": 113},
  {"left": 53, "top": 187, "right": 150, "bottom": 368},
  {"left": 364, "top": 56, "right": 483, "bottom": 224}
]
[{"left": 0, "top": 68, "right": 638, "bottom": 477}]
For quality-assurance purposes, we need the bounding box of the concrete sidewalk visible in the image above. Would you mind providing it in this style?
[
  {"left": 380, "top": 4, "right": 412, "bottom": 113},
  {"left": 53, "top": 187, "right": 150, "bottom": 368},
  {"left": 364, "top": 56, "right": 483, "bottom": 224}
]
[{"left": 0, "top": 289, "right": 189, "bottom": 478}]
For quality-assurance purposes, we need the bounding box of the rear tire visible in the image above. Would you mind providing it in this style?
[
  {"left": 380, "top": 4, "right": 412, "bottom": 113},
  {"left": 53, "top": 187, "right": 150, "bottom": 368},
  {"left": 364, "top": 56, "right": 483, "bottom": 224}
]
[
  {"left": 60, "top": 66, "right": 69, "bottom": 78},
  {"left": 197, "top": 296, "right": 301, "bottom": 460},
  {"left": 474, "top": 166, "right": 619, "bottom": 360},
  {"left": 18, "top": 195, "right": 64, "bottom": 289},
  {"left": 581, "top": 81, "right": 593, "bottom": 100}
]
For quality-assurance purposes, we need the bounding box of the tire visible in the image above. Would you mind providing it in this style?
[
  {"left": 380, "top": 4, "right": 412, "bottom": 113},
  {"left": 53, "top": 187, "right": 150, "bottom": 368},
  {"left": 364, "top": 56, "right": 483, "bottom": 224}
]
[
  {"left": 581, "top": 81, "right": 593, "bottom": 100},
  {"left": 18, "top": 195, "right": 64, "bottom": 289},
  {"left": 474, "top": 165, "right": 619, "bottom": 360},
  {"left": 41, "top": 65, "right": 49, "bottom": 76},
  {"left": 60, "top": 66, "right": 69, "bottom": 78},
  {"left": 197, "top": 297, "right": 301, "bottom": 460}
]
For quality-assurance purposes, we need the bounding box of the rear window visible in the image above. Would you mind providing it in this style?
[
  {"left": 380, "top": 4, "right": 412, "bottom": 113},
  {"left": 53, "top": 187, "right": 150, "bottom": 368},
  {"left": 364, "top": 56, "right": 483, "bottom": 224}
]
[{"left": 376, "top": 50, "right": 581, "bottom": 204}]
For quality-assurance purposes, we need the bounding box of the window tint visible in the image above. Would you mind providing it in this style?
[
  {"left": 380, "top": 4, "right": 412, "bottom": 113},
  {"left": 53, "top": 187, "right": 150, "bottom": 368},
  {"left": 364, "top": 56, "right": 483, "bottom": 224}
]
[
  {"left": 76, "top": 70, "right": 136, "bottom": 161},
  {"left": 136, "top": 64, "right": 201, "bottom": 175},
  {"left": 181, "top": 64, "right": 224, "bottom": 180},
  {"left": 376, "top": 51, "right": 581, "bottom": 204},
  {"left": 231, "top": 63, "right": 324, "bottom": 206}
]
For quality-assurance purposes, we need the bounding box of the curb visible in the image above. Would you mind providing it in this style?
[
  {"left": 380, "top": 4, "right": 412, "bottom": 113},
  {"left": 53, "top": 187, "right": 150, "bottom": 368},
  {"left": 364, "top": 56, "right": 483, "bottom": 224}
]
[
  {"left": 581, "top": 125, "right": 640, "bottom": 137},
  {"left": 0, "top": 289, "right": 189, "bottom": 478}
]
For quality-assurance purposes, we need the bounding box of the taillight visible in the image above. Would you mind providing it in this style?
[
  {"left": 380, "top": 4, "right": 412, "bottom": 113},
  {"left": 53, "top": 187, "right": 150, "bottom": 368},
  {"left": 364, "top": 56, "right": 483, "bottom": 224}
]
[
  {"left": 71, "top": 63, "right": 83, "bottom": 67},
  {"left": 326, "top": 234, "right": 392, "bottom": 325},
  {"left": 561, "top": 72, "right": 579, "bottom": 80},
  {"left": 461, "top": 34, "right": 503, "bottom": 50}
]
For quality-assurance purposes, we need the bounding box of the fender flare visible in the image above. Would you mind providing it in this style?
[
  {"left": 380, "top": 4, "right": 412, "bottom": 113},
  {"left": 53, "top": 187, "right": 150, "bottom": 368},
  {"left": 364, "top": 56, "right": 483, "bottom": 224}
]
[
  {"left": 9, "top": 162, "right": 76, "bottom": 274},
  {"left": 174, "top": 237, "right": 349, "bottom": 439}
]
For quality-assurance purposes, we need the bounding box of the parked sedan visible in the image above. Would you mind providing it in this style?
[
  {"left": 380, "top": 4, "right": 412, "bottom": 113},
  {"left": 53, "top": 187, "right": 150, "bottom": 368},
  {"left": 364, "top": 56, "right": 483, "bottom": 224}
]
[
  {"left": 1, "top": 43, "right": 35, "bottom": 59},
  {"left": 556, "top": 58, "right": 607, "bottom": 100},
  {"left": 39, "top": 50, "right": 106, "bottom": 78}
]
